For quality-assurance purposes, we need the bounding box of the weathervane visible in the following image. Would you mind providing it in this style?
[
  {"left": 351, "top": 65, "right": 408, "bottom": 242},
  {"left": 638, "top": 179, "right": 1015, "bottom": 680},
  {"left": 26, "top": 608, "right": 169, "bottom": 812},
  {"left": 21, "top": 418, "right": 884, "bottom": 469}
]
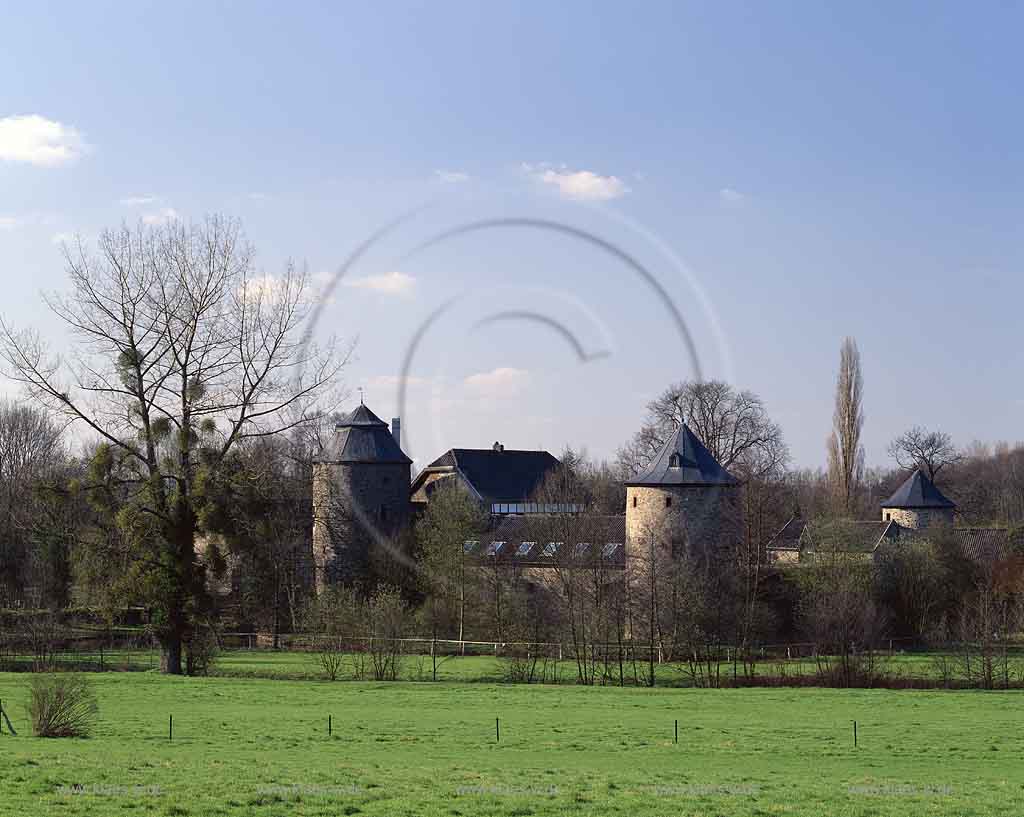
[{"left": 358, "top": 386, "right": 364, "bottom": 405}]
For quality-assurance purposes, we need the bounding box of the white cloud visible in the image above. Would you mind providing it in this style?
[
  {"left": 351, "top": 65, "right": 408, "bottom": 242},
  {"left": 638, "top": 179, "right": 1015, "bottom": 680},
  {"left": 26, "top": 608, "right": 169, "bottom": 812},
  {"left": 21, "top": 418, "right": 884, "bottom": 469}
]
[
  {"left": 141, "top": 208, "right": 180, "bottom": 226},
  {"left": 0, "top": 212, "right": 55, "bottom": 231},
  {"left": 0, "top": 114, "right": 89, "bottom": 166},
  {"left": 119, "top": 195, "right": 160, "bottom": 206},
  {"left": 343, "top": 271, "right": 416, "bottom": 297},
  {"left": 239, "top": 274, "right": 319, "bottom": 308},
  {"left": 240, "top": 274, "right": 287, "bottom": 304},
  {"left": 435, "top": 169, "right": 470, "bottom": 184},
  {"left": 718, "top": 187, "right": 747, "bottom": 205},
  {"left": 526, "top": 164, "right": 629, "bottom": 201},
  {"left": 464, "top": 366, "right": 530, "bottom": 395}
]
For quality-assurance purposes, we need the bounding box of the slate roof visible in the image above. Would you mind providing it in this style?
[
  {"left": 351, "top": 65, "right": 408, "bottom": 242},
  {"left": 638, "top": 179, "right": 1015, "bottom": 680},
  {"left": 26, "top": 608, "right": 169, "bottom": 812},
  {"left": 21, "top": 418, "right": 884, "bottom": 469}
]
[
  {"left": 462, "top": 514, "right": 627, "bottom": 568},
  {"left": 881, "top": 469, "right": 956, "bottom": 510},
  {"left": 953, "top": 528, "right": 1010, "bottom": 564},
  {"left": 625, "top": 423, "right": 737, "bottom": 487},
  {"left": 766, "top": 516, "right": 899, "bottom": 556},
  {"left": 315, "top": 404, "right": 411, "bottom": 465},
  {"left": 422, "top": 448, "right": 560, "bottom": 504},
  {"left": 766, "top": 516, "right": 807, "bottom": 551},
  {"left": 800, "top": 519, "right": 900, "bottom": 553}
]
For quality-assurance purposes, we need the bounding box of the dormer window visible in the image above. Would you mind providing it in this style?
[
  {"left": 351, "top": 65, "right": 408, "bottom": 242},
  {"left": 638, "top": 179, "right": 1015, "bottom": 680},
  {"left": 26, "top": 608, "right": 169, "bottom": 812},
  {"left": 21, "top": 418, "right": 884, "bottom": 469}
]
[{"left": 669, "top": 453, "right": 681, "bottom": 468}]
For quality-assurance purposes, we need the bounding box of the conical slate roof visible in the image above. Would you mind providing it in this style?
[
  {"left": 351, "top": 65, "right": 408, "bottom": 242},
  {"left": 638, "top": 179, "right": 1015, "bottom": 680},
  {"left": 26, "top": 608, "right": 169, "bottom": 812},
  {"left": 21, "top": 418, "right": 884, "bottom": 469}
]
[
  {"left": 881, "top": 468, "right": 955, "bottom": 509},
  {"left": 625, "top": 424, "right": 737, "bottom": 487},
  {"left": 315, "top": 404, "right": 411, "bottom": 464}
]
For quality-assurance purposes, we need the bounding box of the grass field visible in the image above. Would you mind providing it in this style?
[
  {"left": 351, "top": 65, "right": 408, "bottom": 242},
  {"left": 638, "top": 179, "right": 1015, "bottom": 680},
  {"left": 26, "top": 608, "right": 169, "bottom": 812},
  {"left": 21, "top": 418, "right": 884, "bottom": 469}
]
[
  {"left": 0, "top": 672, "right": 1022, "bottom": 816},
  {"left": 7, "top": 646, "right": 994, "bottom": 686}
]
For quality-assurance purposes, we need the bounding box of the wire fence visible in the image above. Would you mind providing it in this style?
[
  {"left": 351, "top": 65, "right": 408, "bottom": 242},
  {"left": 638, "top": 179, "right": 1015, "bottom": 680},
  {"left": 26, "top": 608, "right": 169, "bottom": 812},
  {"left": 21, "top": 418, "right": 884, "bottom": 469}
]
[{"left": 0, "top": 626, "right": 928, "bottom": 673}]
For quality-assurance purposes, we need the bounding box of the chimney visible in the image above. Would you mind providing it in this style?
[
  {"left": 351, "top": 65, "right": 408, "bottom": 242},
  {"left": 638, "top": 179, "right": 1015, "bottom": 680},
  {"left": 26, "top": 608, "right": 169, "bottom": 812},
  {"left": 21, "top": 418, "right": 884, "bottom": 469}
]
[
  {"left": 391, "top": 417, "right": 401, "bottom": 450},
  {"left": 492, "top": 441, "right": 504, "bottom": 452}
]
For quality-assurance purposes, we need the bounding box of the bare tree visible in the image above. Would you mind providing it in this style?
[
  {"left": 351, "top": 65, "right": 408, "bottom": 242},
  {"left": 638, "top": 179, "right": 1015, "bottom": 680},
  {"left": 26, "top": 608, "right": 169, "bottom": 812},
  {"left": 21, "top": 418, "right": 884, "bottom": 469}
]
[
  {"left": 875, "top": 538, "right": 948, "bottom": 640},
  {"left": 531, "top": 465, "right": 627, "bottom": 686},
  {"left": 887, "top": 426, "right": 962, "bottom": 481},
  {"left": 827, "top": 337, "right": 865, "bottom": 515},
  {"left": 0, "top": 402, "right": 66, "bottom": 606},
  {"left": 797, "top": 535, "right": 887, "bottom": 687},
  {"left": 618, "top": 380, "right": 785, "bottom": 476},
  {"left": 0, "top": 217, "right": 345, "bottom": 673}
]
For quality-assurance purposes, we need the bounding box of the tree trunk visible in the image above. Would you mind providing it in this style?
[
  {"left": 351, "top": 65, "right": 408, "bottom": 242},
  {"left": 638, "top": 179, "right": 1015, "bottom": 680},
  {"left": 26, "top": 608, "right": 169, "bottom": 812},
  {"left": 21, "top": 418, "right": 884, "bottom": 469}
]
[
  {"left": 159, "top": 515, "right": 197, "bottom": 675},
  {"left": 160, "top": 633, "right": 183, "bottom": 674}
]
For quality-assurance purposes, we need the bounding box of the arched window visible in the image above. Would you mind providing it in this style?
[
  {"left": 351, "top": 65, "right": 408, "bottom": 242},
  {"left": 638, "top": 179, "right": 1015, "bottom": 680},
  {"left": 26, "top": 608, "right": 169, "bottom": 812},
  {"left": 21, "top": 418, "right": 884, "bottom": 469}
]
[{"left": 669, "top": 453, "right": 681, "bottom": 468}]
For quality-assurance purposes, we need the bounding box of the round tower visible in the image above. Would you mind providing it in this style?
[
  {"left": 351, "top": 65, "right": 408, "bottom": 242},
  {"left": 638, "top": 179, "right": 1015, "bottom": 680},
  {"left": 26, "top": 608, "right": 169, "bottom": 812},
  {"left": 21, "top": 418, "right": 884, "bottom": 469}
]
[
  {"left": 625, "top": 424, "right": 739, "bottom": 567},
  {"left": 880, "top": 468, "right": 955, "bottom": 531},
  {"left": 312, "top": 404, "right": 411, "bottom": 591}
]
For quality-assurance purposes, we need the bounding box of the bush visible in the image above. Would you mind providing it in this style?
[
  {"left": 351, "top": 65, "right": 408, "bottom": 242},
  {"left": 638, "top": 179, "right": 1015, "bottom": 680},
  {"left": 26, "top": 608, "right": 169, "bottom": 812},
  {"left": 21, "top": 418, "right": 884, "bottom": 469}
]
[
  {"left": 185, "top": 626, "right": 219, "bottom": 677},
  {"left": 304, "top": 586, "right": 375, "bottom": 681},
  {"left": 28, "top": 674, "right": 99, "bottom": 737},
  {"left": 367, "top": 586, "right": 410, "bottom": 682}
]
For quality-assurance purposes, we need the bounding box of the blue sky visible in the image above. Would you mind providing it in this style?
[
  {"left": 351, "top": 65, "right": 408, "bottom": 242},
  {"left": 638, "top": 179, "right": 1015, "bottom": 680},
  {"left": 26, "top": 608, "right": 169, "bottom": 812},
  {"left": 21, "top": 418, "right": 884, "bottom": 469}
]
[{"left": 2, "top": 1, "right": 1022, "bottom": 469}]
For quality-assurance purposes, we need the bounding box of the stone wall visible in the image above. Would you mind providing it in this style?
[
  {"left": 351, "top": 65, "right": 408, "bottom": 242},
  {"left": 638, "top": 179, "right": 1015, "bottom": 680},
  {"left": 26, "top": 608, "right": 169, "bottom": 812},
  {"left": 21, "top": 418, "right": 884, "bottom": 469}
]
[
  {"left": 625, "top": 484, "right": 738, "bottom": 568},
  {"left": 882, "top": 507, "right": 954, "bottom": 532},
  {"left": 312, "top": 461, "right": 411, "bottom": 592}
]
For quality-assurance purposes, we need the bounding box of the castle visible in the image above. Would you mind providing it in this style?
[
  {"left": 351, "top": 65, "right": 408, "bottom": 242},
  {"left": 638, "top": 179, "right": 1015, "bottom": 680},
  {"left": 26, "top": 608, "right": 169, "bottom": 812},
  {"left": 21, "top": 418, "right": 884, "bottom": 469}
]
[
  {"left": 312, "top": 403, "right": 1010, "bottom": 591},
  {"left": 311, "top": 402, "right": 741, "bottom": 590}
]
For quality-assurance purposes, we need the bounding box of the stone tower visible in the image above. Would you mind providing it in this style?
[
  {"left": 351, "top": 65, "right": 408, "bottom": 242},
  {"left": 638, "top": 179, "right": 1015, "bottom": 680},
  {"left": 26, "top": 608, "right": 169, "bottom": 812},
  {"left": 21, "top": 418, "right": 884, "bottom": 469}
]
[
  {"left": 880, "top": 468, "right": 955, "bottom": 531},
  {"left": 625, "top": 423, "right": 739, "bottom": 567},
  {"left": 312, "top": 404, "right": 411, "bottom": 592}
]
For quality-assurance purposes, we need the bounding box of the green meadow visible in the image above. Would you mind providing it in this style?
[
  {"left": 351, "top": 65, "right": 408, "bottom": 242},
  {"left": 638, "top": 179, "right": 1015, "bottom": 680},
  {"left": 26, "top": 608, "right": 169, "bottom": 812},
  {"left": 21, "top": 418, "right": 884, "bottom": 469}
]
[{"left": 0, "top": 671, "right": 1022, "bottom": 816}]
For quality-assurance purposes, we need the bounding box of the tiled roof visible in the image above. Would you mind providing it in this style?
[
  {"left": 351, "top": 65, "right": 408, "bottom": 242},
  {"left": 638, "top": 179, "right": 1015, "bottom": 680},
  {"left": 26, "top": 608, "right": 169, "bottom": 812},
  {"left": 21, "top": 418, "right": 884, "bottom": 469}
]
[
  {"left": 953, "top": 528, "right": 1010, "bottom": 563},
  {"left": 625, "top": 423, "right": 737, "bottom": 488},
  {"left": 882, "top": 469, "right": 956, "bottom": 510}
]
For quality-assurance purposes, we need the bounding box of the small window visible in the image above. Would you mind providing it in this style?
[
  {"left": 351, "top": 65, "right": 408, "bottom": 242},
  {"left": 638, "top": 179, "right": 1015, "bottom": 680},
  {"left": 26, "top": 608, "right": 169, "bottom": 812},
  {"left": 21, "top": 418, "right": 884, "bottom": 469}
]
[
  {"left": 484, "top": 541, "right": 504, "bottom": 556},
  {"left": 517, "top": 541, "right": 535, "bottom": 557},
  {"left": 602, "top": 543, "right": 622, "bottom": 559},
  {"left": 542, "top": 542, "right": 561, "bottom": 557},
  {"left": 463, "top": 540, "right": 479, "bottom": 554},
  {"left": 665, "top": 496, "right": 672, "bottom": 508},
  {"left": 669, "top": 453, "right": 681, "bottom": 468},
  {"left": 632, "top": 496, "right": 638, "bottom": 508},
  {"left": 885, "top": 512, "right": 891, "bottom": 521},
  {"left": 574, "top": 542, "right": 590, "bottom": 558}
]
